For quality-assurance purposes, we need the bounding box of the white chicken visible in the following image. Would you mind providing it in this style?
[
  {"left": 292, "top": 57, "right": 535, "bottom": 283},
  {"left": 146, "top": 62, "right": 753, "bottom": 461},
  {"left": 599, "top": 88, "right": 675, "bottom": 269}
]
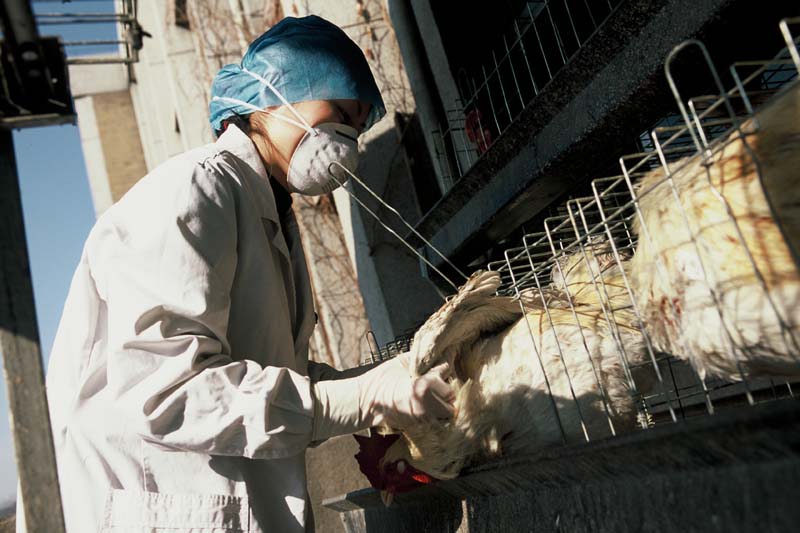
[
  {"left": 371, "top": 244, "right": 647, "bottom": 490},
  {"left": 628, "top": 81, "right": 800, "bottom": 381},
  {"left": 358, "top": 76, "right": 800, "bottom": 505}
]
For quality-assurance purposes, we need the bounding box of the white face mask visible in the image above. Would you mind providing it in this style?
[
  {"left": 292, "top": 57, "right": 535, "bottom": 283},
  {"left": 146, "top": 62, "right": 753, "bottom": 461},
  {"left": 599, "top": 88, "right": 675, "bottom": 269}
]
[
  {"left": 212, "top": 68, "right": 360, "bottom": 196},
  {"left": 286, "top": 122, "right": 359, "bottom": 195}
]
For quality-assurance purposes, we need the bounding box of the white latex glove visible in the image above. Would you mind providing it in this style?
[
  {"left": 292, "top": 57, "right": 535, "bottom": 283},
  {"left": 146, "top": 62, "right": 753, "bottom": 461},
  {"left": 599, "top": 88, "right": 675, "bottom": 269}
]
[{"left": 311, "top": 354, "right": 454, "bottom": 442}]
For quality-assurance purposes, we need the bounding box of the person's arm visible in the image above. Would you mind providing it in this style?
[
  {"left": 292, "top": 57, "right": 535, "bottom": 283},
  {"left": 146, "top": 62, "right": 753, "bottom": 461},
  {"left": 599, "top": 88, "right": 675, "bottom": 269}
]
[
  {"left": 94, "top": 160, "right": 453, "bottom": 460},
  {"left": 93, "top": 162, "right": 315, "bottom": 460},
  {"left": 310, "top": 356, "right": 453, "bottom": 441}
]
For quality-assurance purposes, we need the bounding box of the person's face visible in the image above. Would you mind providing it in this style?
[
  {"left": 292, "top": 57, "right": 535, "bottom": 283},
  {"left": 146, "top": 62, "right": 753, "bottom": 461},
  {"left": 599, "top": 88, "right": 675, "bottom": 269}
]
[{"left": 260, "top": 99, "right": 370, "bottom": 186}]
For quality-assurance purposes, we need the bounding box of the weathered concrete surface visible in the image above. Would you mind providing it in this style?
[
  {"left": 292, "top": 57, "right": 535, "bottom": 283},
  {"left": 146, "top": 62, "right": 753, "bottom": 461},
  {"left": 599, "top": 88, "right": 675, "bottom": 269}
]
[
  {"left": 326, "top": 399, "right": 800, "bottom": 532},
  {"left": 306, "top": 434, "right": 370, "bottom": 533}
]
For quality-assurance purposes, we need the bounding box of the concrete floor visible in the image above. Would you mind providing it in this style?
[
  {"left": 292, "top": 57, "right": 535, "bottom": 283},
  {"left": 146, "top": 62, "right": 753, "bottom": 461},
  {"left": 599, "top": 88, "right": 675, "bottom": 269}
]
[{"left": 307, "top": 433, "right": 372, "bottom": 533}]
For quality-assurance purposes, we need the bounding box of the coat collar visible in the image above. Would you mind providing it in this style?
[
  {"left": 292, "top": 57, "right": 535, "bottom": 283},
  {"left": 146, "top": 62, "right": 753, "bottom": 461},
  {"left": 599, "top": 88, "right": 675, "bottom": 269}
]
[
  {"left": 214, "top": 125, "right": 296, "bottom": 292},
  {"left": 215, "top": 124, "right": 285, "bottom": 225},
  {"left": 215, "top": 123, "right": 270, "bottom": 183}
]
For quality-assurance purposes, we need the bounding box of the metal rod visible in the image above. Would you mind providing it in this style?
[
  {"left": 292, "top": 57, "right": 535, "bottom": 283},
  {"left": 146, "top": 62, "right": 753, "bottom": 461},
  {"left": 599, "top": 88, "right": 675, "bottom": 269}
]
[
  {"left": 504, "top": 249, "right": 569, "bottom": 444},
  {"left": 481, "top": 64, "right": 503, "bottom": 136},
  {"left": 528, "top": 4, "right": 554, "bottom": 79},
  {"left": 561, "top": 0, "right": 581, "bottom": 49},
  {"left": 433, "top": 127, "right": 455, "bottom": 187},
  {"left": 452, "top": 102, "right": 474, "bottom": 168},
  {"left": 519, "top": 238, "right": 590, "bottom": 441},
  {"left": 67, "top": 56, "right": 135, "bottom": 64},
  {"left": 63, "top": 39, "right": 127, "bottom": 46},
  {"left": 545, "top": 3, "right": 568, "bottom": 65},
  {"left": 566, "top": 199, "right": 639, "bottom": 407},
  {"left": 600, "top": 168, "right": 680, "bottom": 421},
  {"left": 503, "top": 34, "right": 527, "bottom": 109},
  {"left": 651, "top": 129, "right": 754, "bottom": 402},
  {"left": 543, "top": 216, "right": 617, "bottom": 436},
  {"left": 779, "top": 17, "right": 800, "bottom": 71},
  {"left": 513, "top": 18, "right": 539, "bottom": 95},
  {"left": 475, "top": 103, "right": 491, "bottom": 153},
  {"left": 327, "top": 162, "right": 468, "bottom": 289},
  {"left": 492, "top": 49, "right": 513, "bottom": 124},
  {"left": 581, "top": 0, "right": 597, "bottom": 28},
  {"left": 36, "top": 17, "right": 132, "bottom": 25}
]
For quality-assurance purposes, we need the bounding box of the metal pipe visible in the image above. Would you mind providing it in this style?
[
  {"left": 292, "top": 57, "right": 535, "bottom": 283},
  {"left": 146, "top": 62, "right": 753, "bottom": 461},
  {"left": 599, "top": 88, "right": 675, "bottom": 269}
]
[{"left": 63, "top": 39, "right": 127, "bottom": 46}]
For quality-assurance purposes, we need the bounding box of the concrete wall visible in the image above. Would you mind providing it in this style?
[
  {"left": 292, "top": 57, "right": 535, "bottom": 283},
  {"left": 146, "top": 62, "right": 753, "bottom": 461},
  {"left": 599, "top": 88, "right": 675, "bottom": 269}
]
[
  {"left": 294, "top": 195, "right": 373, "bottom": 368},
  {"left": 69, "top": 62, "right": 136, "bottom": 217},
  {"left": 71, "top": 89, "right": 148, "bottom": 216},
  {"left": 92, "top": 91, "right": 150, "bottom": 202},
  {"left": 130, "top": 0, "right": 216, "bottom": 168}
]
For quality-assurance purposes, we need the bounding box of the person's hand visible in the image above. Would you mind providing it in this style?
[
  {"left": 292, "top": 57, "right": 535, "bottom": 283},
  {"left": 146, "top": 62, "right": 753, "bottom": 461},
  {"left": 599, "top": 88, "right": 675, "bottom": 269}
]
[
  {"left": 358, "top": 355, "right": 454, "bottom": 430},
  {"left": 311, "top": 353, "right": 455, "bottom": 441}
]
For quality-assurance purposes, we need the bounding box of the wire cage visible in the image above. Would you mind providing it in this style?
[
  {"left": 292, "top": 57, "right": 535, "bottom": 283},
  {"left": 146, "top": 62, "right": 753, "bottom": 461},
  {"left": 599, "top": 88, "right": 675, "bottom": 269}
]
[
  {"left": 482, "top": 17, "right": 800, "bottom": 440},
  {"left": 367, "top": 17, "right": 800, "bottom": 462},
  {"left": 432, "top": 0, "right": 625, "bottom": 185},
  {"left": 364, "top": 331, "right": 414, "bottom": 364}
]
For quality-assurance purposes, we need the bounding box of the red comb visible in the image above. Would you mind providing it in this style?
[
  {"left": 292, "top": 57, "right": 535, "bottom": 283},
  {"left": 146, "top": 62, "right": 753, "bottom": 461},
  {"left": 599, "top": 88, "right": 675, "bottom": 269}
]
[
  {"left": 353, "top": 432, "right": 399, "bottom": 490},
  {"left": 353, "top": 431, "right": 437, "bottom": 494}
]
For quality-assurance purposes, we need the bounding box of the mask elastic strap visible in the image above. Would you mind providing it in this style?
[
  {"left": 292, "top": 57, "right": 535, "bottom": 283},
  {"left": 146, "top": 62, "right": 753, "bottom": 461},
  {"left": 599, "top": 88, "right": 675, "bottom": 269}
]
[
  {"left": 241, "top": 68, "right": 316, "bottom": 134},
  {"left": 212, "top": 96, "right": 315, "bottom": 133}
]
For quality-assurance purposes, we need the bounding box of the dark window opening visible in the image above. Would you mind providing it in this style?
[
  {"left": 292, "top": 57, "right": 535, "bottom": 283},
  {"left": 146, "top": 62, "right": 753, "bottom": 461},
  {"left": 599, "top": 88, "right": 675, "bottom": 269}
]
[{"left": 175, "top": 0, "right": 190, "bottom": 29}]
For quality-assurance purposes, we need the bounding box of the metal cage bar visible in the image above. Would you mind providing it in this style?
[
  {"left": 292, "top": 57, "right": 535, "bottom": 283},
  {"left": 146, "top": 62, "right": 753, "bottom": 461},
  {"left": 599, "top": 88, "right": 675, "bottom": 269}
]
[{"left": 432, "top": 0, "right": 623, "bottom": 184}]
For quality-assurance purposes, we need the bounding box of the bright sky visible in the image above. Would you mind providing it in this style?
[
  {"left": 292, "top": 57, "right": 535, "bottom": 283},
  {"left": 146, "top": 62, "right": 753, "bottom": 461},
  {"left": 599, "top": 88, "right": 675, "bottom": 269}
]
[{"left": 0, "top": 0, "right": 118, "bottom": 509}]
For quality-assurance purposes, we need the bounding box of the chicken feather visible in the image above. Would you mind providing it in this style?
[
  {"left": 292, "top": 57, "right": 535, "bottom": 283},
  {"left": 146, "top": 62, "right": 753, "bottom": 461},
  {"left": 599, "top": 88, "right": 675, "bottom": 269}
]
[
  {"left": 369, "top": 83, "right": 800, "bottom": 497},
  {"left": 380, "top": 247, "right": 645, "bottom": 482},
  {"left": 629, "top": 82, "right": 800, "bottom": 380}
]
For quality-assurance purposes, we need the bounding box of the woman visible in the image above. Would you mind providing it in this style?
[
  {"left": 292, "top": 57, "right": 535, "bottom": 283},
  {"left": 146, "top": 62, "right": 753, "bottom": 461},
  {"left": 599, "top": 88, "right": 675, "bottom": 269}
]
[{"left": 28, "top": 15, "right": 453, "bottom": 533}]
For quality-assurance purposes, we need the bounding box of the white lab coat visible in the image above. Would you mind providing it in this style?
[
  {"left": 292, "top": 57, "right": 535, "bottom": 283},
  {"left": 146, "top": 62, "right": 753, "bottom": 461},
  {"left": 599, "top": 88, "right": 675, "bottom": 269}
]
[{"left": 24, "top": 125, "right": 322, "bottom": 532}]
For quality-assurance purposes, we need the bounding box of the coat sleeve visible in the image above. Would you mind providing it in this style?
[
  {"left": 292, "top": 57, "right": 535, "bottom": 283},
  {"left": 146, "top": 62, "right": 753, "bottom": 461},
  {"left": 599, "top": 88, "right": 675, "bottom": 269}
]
[{"left": 89, "top": 160, "right": 314, "bottom": 460}]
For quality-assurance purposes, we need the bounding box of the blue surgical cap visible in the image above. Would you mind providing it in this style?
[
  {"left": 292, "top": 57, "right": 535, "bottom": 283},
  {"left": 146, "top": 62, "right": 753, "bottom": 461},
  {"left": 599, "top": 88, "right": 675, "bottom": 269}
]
[{"left": 209, "top": 15, "right": 386, "bottom": 134}]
